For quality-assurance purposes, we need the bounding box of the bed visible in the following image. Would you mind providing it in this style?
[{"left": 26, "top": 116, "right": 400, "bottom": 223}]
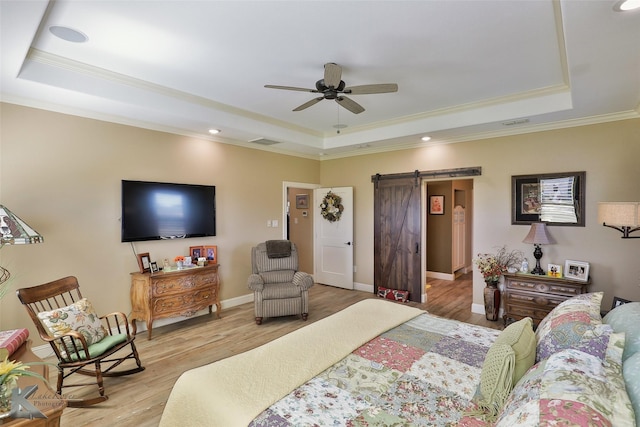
[{"left": 160, "top": 295, "right": 639, "bottom": 427}]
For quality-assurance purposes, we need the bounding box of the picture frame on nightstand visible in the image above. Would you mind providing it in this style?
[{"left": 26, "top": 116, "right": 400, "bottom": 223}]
[
  {"left": 136, "top": 252, "right": 151, "bottom": 273},
  {"left": 564, "top": 259, "right": 589, "bottom": 282}
]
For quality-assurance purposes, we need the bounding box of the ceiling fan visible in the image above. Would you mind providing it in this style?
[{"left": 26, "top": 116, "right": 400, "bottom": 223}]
[{"left": 264, "top": 63, "right": 398, "bottom": 114}]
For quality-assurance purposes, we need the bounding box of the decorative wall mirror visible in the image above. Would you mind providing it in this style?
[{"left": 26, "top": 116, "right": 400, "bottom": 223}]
[{"left": 511, "top": 171, "right": 585, "bottom": 226}]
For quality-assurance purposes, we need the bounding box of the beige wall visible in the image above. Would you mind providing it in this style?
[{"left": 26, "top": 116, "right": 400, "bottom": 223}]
[
  {"left": 2, "top": 102, "right": 639, "bottom": 340},
  {"left": 0, "top": 103, "right": 320, "bottom": 335},
  {"left": 320, "top": 118, "right": 640, "bottom": 310}
]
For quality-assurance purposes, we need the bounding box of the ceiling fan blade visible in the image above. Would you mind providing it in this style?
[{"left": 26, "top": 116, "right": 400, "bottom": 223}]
[
  {"left": 323, "top": 63, "right": 342, "bottom": 89},
  {"left": 336, "top": 96, "right": 365, "bottom": 114},
  {"left": 293, "top": 97, "right": 324, "bottom": 111},
  {"left": 344, "top": 83, "right": 398, "bottom": 95},
  {"left": 265, "top": 85, "right": 317, "bottom": 93}
]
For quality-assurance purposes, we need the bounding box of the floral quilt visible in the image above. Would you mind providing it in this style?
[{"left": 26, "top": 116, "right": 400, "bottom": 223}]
[{"left": 249, "top": 313, "right": 500, "bottom": 426}]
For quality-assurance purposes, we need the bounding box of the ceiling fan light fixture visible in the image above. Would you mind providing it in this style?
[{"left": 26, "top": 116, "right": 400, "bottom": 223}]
[{"left": 614, "top": 0, "right": 640, "bottom": 11}]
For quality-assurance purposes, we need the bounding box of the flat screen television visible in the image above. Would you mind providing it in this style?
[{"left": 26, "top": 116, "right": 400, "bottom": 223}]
[{"left": 121, "top": 180, "right": 216, "bottom": 242}]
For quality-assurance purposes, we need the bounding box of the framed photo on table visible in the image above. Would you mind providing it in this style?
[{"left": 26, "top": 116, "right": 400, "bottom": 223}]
[
  {"left": 189, "top": 246, "right": 204, "bottom": 260},
  {"left": 429, "top": 195, "right": 444, "bottom": 215},
  {"left": 204, "top": 245, "right": 218, "bottom": 263},
  {"left": 564, "top": 259, "right": 590, "bottom": 282},
  {"left": 136, "top": 252, "right": 151, "bottom": 273}
]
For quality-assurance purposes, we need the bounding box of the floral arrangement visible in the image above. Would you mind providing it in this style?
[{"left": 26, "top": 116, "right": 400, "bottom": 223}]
[
  {"left": 474, "top": 246, "right": 523, "bottom": 284},
  {"left": 320, "top": 191, "right": 344, "bottom": 223},
  {"left": 174, "top": 255, "right": 185, "bottom": 262},
  {"left": 0, "top": 356, "right": 49, "bottom": 413}
]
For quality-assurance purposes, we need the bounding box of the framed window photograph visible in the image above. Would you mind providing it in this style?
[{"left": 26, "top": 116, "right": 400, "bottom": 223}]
[
  {"left": 189, "top": 246, "right": 204, "bottom": 260},
  {"left": 149, "top": 261, "right": 159, "bottom": 273},
  {"left": 204, "top": 245, "right": 218, "bottom": 263},
  {"left": 512, "top": 171, "right": 585, "bottom": 226},
  {"left": 429, "top": 195, "right": 444, "bottom": 215},
  {"left": 136, "top": 252, "right": 151, "bottom": 273},
  {"left": 295, "top": 194, "right": 309, "bottom": 209},
  {"left": 564, "top": 259, "right": 590, "bottom": 282}
]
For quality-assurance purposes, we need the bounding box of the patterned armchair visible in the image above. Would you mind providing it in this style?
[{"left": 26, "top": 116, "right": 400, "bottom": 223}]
[{"left": 247, "top": 240, "right": 314, "bottom": 325}]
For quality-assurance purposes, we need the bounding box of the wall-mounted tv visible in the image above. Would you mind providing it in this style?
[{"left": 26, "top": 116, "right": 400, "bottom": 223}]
[{"left": 121, "top": 180, "right": 216, "bottom": 242}]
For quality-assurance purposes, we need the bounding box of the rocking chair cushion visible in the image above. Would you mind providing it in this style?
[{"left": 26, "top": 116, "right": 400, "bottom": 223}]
[
  {"left": 37, "top": 298, "right": 108, "bottom": 348},
  {"left": 69, "top": 333, "right": 128, "bottom": 361}
]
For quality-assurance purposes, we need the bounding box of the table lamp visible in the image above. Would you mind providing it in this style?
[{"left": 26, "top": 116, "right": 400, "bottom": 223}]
[{"left": 522, "top": 222, "right": 554, "bottom": 275}]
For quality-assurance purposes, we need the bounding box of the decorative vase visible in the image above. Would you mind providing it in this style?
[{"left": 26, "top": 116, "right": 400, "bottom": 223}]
[
  {"left": 483, "top": 280, "right": 501, "bottom": 321},
  {"left": 176, "top": 261, "right": 184, "bottom": 269},
  {"left": 0, "top": 383, "right": 14, "bottom": 419}
]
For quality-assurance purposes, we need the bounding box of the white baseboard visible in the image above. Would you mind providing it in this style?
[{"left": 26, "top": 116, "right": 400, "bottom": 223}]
[
  {"left": 426, "top": 271, "right": 456, "bottom": 280},
  {"left": 353, "top": 281, "right": 373, "bottom": 293}
]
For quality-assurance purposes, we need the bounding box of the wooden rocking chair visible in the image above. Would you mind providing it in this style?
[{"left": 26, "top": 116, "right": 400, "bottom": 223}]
[{"left": 17, "top": 276, "right": 145, "bottom": 407}]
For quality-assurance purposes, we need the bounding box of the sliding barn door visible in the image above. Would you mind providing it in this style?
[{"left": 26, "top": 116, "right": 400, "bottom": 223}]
[{"left": 373, "top": 175, "right": 422, "bottom": 302}]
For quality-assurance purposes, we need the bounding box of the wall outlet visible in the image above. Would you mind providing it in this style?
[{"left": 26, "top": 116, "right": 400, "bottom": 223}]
[{"left": 272, "top": 220, "right": 278, "bottom": 227}]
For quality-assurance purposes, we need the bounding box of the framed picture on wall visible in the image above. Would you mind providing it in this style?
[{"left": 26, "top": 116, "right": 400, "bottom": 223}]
[
  {"left": 136, "top": 252, "right": 151, "bottom": 273},
  {"left": 295, "top": 194, "right": 309, "bottom": 209},
  {"left": 429, "top": 195, "right": 444, "bottom": 215}
]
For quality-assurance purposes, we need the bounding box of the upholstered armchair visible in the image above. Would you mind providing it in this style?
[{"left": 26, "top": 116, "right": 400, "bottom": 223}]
[{"left": 247, "top": 240, "right": 314, "bottom": 325}]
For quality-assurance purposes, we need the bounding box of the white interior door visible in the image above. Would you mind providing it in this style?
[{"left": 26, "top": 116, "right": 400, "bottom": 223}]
[{"left": 314, "top": 187, "right": 353, "bottom": 289}]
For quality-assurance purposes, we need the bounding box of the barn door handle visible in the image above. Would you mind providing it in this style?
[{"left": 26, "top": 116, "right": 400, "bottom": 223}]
[{"left": 415, "top": 243, "right": 419, "bottom": 253}]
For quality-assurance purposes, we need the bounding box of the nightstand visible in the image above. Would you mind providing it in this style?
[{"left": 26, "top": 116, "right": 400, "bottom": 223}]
[{"left": 503, "top": 272, "right": 590, "bottom": 327}]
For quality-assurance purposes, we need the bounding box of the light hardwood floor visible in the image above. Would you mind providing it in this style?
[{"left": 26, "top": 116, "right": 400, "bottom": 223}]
[{"left": 52, "top": 273, "right": 501, "bottom": 426}]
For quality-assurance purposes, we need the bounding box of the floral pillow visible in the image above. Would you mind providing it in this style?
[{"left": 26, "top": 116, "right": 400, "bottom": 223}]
[
  {"left": 496, "top": 332, "right": 635, "bottom": 427},
  {"left": 535, "top": 292, "right": 603, "bottom": 362},
  {"left": 37, "top": 298, "right": 108, "bottom": 349}
]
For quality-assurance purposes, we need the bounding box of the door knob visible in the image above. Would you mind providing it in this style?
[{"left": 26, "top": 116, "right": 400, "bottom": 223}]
[{"left": 344, "top": 242, "right": 352, "bottom": 245}]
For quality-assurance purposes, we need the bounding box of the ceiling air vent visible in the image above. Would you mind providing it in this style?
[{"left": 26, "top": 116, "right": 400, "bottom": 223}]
[
  {"left": 502, "top": 118, "right": 530, "bottom": 126},
  {"left": 249, "top": 138, "right": 281, "bottom": 146}
]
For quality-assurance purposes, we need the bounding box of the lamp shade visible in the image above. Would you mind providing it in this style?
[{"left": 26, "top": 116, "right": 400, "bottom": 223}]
[
  {"left": 597, "top": 202, "right": 640, "bottom": 227},
  {"left": 522, "top": 222, "right": 554, "bottom": 245},
  {"left": 0, "top": 205, "right": 44, "bottom": 245}
]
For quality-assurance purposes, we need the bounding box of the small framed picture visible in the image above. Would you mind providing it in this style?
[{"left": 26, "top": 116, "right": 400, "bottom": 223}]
[
  {"left": 149, "top": 261, "right": 159, "bottom": 273},
  {"left": 189, "top": 246, "right": 204, "bottom": 260},
  {"left": 204, "top": 245, "right": 218, "bottom": 262},
  {"left": 137, "top": 252, "right": 151, "bottom": 273},
  {"left": 612, "top": 296, "right": 632, "bottom": 310},
  {"left": 547, "top": 263, "right": 562, "bottom": 278},
  {"left": 564, "top": 259, "right": 590, "bottom": 282},
  {"left": 429, "top": 195, "right": 444, "bottom": 215},
  {"left": 295, "top": 194, "right": 309, "bottom": 209}
]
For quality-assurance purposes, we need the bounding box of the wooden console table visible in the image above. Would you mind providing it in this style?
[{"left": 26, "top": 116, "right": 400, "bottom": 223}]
[
  {"left": 503, "top": 272, "right": 590, "bottom": 327},
  {"left": 1, "top": 341, "right": 66, "bottom": 426},
  {"left": 130, "top": 263, "right": 221, "bottom": 339}
]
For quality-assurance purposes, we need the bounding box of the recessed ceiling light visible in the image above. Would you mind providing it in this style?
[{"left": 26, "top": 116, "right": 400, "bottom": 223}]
[
  {"left": 208, "top": 129, "right": 220, "bottom": 135},
  {"left": 614, "top": 0, "right": 640, "bottom": 11},
  {"left": 49, "top": 26, "right": 88, "bottom": 43},
  {"left": 421, "top": 136, "right": 432, "bottom": 142}
]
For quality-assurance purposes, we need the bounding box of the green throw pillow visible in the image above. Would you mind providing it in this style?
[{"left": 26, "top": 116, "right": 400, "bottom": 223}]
[
  {"left": 477, "top": 317, "right": 536, "bottom": 419},
  {"left": 494, "top": 317, "right": 536, "bottom": 384}
]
